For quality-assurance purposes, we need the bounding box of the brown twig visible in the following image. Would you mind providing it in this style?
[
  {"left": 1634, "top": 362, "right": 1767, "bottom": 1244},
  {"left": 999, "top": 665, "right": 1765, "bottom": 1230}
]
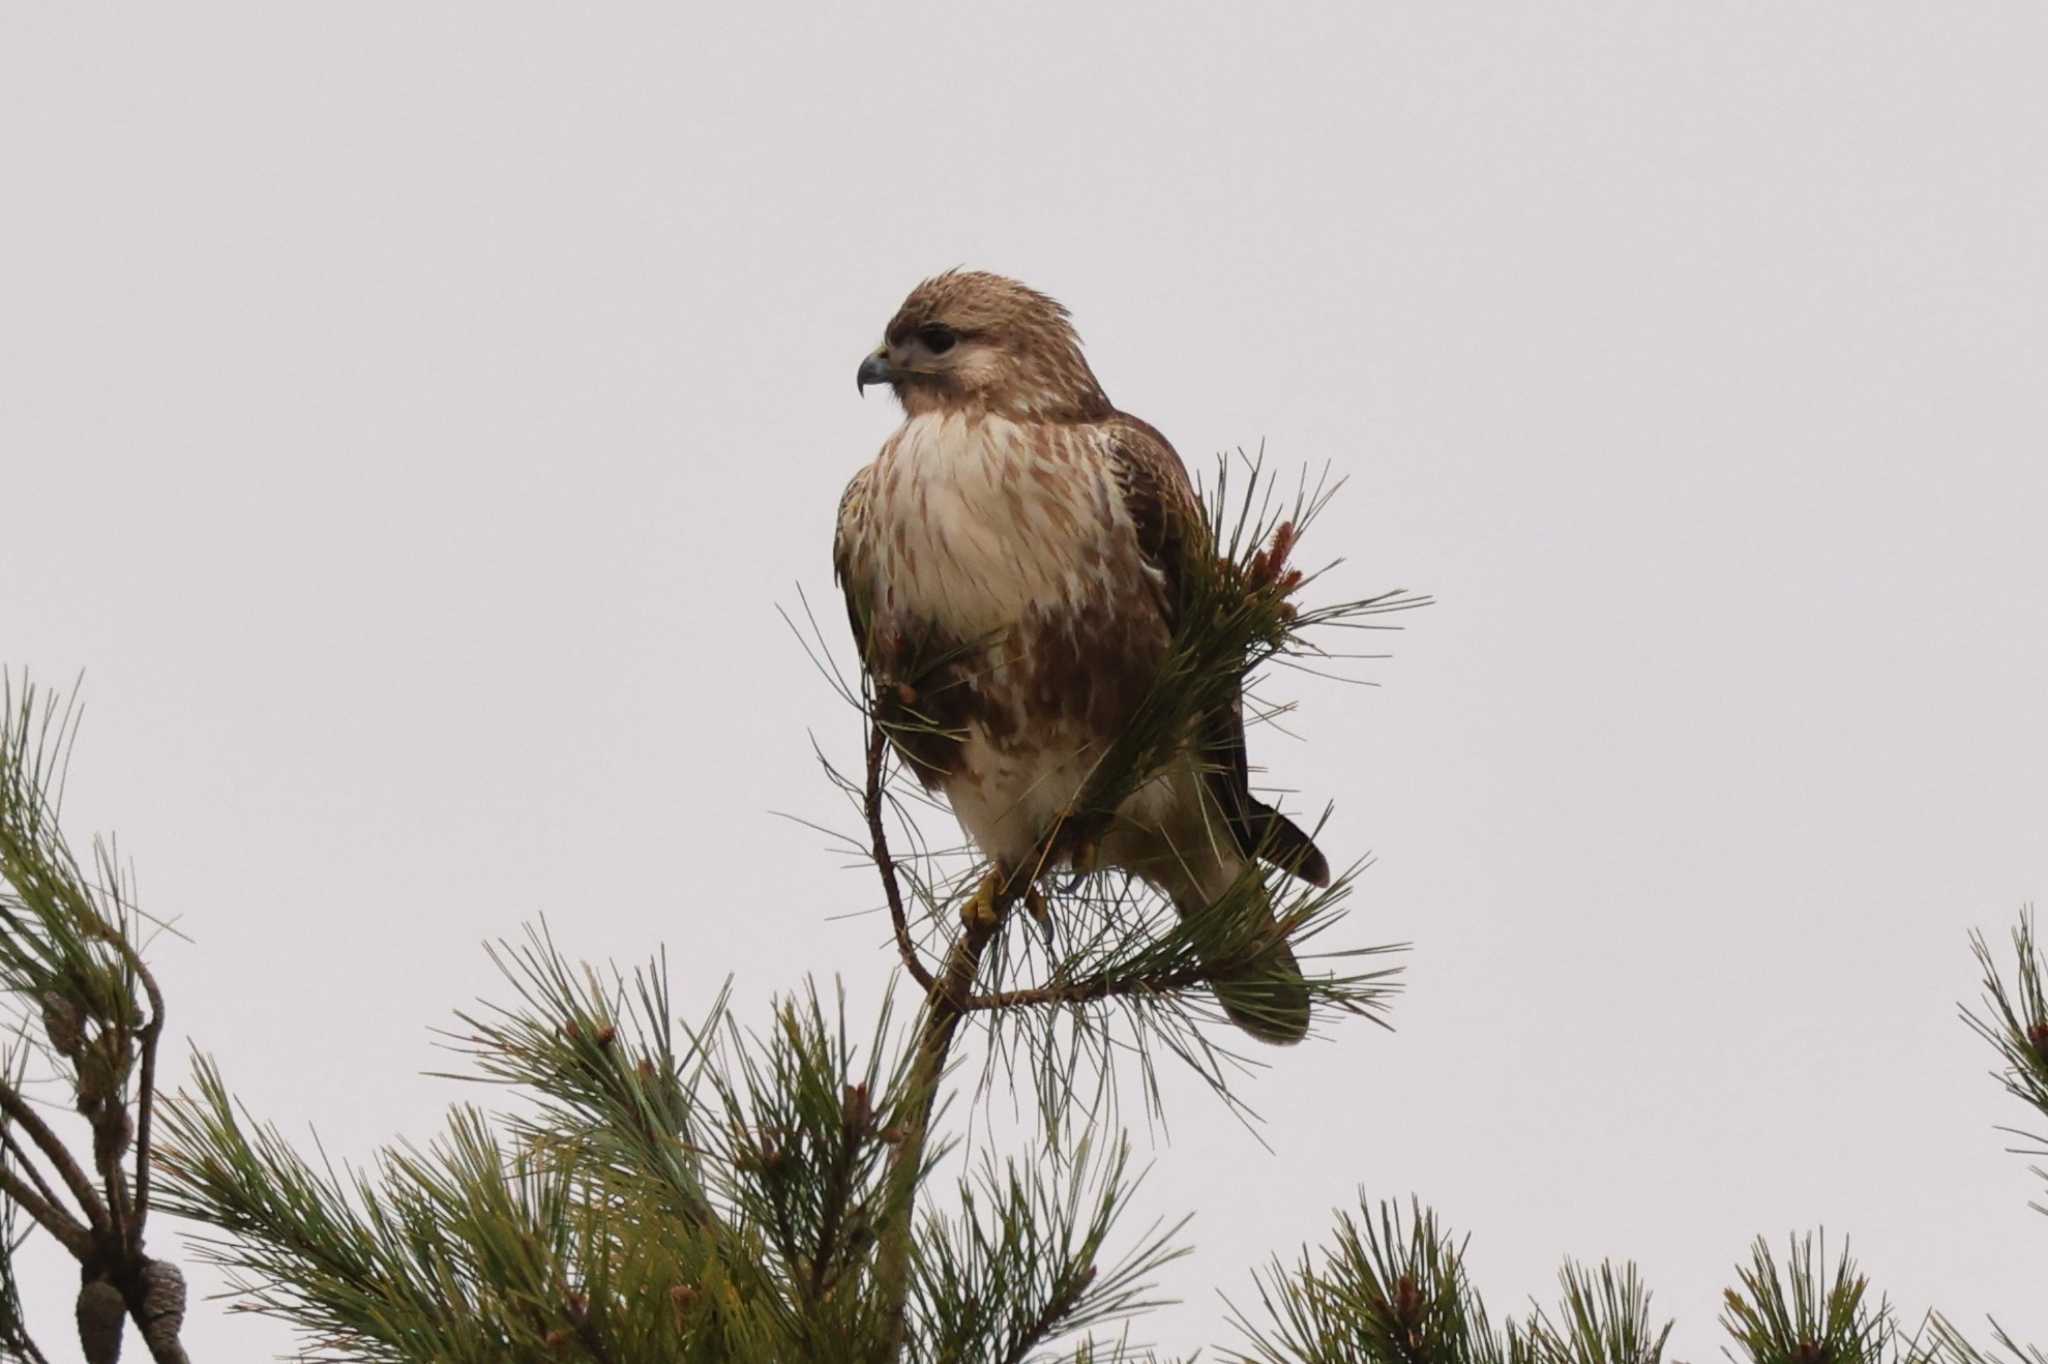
[
  {"left": 6, "top": 1326, "right": 51, "bottom": 1364},
  {"left": 0, "top": 1122, "right": 72, "bottom": 1238},
  {"left": 96, "top": 1072, "right": 129, "bottom": 1261},
  {"left": 0, "top": 1165, "right": 90, "bottom": 1258},
  {"left": 865, "top": 722, "right": 937, "bottom": 994},
  {"left": 997, "top": 1263, "right": 1097, "bottom": 1364},
  {"left": 0, "top": 1078, "right": 108, "bottom": 1236},
  {"left": 105, "top": 936, "right": 165, "bottom": 1251}
]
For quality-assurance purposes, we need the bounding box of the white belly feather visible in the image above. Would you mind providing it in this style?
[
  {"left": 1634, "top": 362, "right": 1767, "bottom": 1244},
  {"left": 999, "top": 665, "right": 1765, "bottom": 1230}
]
[
  {"left": 878, "top": 413, "right": 1112, "bottom": 634},
  {"left": 870, "top": 413, "right": 1170, "bottom": 865}
]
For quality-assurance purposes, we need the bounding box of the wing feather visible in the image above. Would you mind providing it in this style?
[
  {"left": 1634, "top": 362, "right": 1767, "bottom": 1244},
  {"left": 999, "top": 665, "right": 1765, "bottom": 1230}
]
[
  {"left": 832, "top": 463, "right": 875, "bottom": 668},
  {"left": 1102, "top": 414, "right": 1204, "bottom": 626},
  {"left": 1104, "top": 415, "right": 1331, "bottom": 888}
]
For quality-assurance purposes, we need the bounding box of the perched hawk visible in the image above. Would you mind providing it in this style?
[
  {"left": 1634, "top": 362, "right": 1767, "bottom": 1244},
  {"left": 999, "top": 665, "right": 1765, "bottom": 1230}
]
[{"left": 834, "top": 271, "right": 1329, "bottom": 1044}]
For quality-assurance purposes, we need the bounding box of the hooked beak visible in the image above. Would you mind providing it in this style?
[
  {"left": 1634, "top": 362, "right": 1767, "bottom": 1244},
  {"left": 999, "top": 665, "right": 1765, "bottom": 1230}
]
[{"left": 856, "top": 350, "right": 895, "bottom": 396}]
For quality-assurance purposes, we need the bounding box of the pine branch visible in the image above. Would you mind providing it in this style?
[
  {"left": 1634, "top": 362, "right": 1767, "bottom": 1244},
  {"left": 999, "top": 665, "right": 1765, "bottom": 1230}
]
[
  {"left": 0, "top": 1122, "right": 80, "bottom": 1253},
  {"left": 1962, "top": 909, "right": 2048, "bottom": 1174},
  {"left": 0, "top": 1082, "right": 107, "bottom": 1238},
  {"left": 0, "top": 1166, "right": 88, "bottom": 1261},
  {"left": 959, "top": 862, "right": 1399, "bottom": 1026},
  {"left": 162, "top": 943, "right": 928, "bottom": 1361},
  {"left": 907, "top": 1134, "right": 1186, "bottom": 1364},
  {"left": 103, "top": 937, "right": 165, "bottom": 1253},
  {"left": 1523, "top": 1260, "right": 1671, "bottom": 1364},
  {"left": 1719, "top": 1235, "right": 1917, "bottom": 1364},
  {"left": 0, "top": 1170, "right": 54, "bottom": 1364},
  {"left": 1926, "top": 1317, "right": 2046, "bottom": 1364},
  {"left": 873, "top": 853, "right": 1016, "bottom": 1362},
  {"left": 1938, "top": 909, "right": 2048, "bottom": 1364},
  {"left": 0, "top": 676, "right": 191, "bottom": 1363},
  {"left": 1225, "top": 1196, "right": 1509, "bottom": 1364}
]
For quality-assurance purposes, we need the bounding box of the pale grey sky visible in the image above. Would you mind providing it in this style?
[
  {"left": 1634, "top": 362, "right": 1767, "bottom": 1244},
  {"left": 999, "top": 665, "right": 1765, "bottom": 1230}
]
[{"left": 4, "top": 3, "right": 2045, "bottom": 1358}]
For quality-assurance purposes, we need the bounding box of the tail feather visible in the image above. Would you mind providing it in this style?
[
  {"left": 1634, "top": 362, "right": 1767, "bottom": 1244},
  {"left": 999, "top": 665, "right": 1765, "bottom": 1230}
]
[
  {"left": 1101, "top": 763, "right": 1315, "bottom": 1045},
  {"left": 1199, "top": 704, "right": 1332, "bottom": 889},
  {"left": 1208, "top": 934, "right": 1311, "bottom": 1045},
  {"left": 1247, "top": 799, "right": 1331, "bottom": 888},
  {"left": 1164, "top": 856, "right": 1310, "bottom": 1047}
]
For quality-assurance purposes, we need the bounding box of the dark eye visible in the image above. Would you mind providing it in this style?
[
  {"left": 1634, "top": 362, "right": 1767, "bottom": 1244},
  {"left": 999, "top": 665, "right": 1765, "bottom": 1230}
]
[{"left": 916, "top": 324, "right": 957, "bottom": 354}]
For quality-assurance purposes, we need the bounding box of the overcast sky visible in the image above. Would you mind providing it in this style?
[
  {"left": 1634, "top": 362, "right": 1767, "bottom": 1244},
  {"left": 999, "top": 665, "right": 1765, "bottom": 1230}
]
[{"left": 4, "top": 4, "right": 2046, "bottom": 1359}]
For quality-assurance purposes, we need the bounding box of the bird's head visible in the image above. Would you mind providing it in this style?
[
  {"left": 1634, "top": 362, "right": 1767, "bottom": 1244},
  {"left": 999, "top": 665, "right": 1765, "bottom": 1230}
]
[{"left": 858, "top": 270, "right": 1111, "bottom": 422}]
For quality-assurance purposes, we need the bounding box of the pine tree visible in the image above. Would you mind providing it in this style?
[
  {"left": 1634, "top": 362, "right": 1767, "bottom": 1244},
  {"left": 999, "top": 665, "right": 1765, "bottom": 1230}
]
[{"left": 0, "top": 466, "right": 2039, "bottom": 1362}]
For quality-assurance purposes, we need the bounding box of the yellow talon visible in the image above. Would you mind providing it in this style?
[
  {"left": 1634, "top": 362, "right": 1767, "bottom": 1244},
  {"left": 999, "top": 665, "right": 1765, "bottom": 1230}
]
[{"left": 961, "top": 867, "right": 1004, "bottom": 929}]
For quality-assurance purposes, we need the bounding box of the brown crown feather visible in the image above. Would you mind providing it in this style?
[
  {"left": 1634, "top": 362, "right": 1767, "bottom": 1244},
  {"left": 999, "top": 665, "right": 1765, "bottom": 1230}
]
[{"left": 882, "top": 270, "right": 1112, "bottom": 422}]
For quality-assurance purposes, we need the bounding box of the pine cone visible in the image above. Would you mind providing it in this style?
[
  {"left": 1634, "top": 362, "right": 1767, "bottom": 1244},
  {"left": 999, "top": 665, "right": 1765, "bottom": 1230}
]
[
  {"left": 76, "top": 1278, "right": 125, "bottom": 1364},
  {"left": 139, "top": 1260, "right": 187, "bottom": 1353},
  {"left": 93, "top": 1105, "right": 135, "bottom": 1169},
  {"left": 76, "top": 1030, "right": 133, "bottom": 1116},
  {"left": 41, "top": 990, "right": 85, "bottom": 1058}
]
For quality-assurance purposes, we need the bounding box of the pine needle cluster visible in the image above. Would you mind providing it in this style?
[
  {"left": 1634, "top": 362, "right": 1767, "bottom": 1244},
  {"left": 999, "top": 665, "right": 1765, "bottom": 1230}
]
[{"left": 152, "top": 944, "right": 1174, "bottom": 1361}]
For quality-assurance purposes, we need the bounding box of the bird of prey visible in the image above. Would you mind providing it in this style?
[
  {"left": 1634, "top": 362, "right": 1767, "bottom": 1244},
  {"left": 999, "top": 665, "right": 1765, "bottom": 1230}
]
[{"left": 833, "top": 271, "right": 1329, "bottom": 1044}]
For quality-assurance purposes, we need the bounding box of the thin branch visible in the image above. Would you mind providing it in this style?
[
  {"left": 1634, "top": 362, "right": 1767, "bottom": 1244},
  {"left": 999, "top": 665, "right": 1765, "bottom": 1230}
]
[
  {"left": 0, "top": 1284, "right": 53, "bottom": 1364},
  {"left": 0, "top": 1123, "right": 70, "bottom": 1236},
  {"left": 998, "top": 1263, "right": 1098, "bottom": 1364},
  {"left": 0, "top": 1166, "right": 90, "bottom": 1259},
  {"left": 97, "top": 1076, "right": 129, "bottom": 1261},
  {"left": 0, "top": 1078, "right": 108, "bottom": 1237},
  {"left": 960, "top": 966, "right": 1219, "bottom": 1014},
  {"left": 867, "top": 722, "right": 937, "bottom": 995},
  {"left": 109, "top": 936, "right": 165, "bottom": 1252}
]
